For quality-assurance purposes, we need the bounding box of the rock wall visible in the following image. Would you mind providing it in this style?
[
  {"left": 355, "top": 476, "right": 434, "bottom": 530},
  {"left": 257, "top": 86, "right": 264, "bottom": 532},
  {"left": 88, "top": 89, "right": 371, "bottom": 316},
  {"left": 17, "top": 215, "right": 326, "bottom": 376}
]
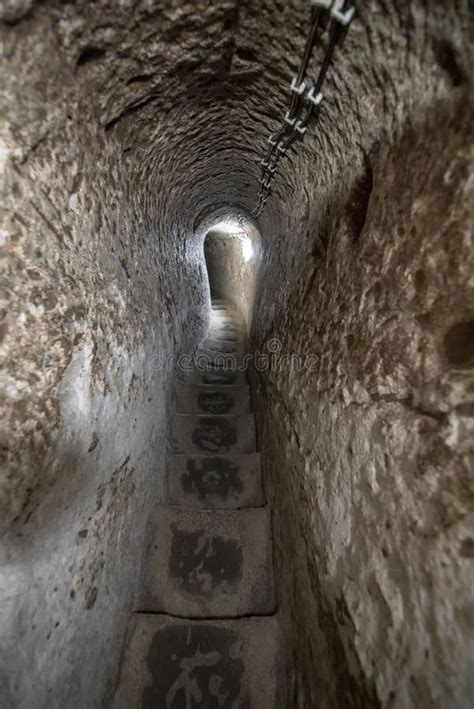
[
  {"left": 0, "top": 6, "right": 208, "bottom": 709},
  {"left": 251, "top": 6, "right": 474, "bottom": 708}
]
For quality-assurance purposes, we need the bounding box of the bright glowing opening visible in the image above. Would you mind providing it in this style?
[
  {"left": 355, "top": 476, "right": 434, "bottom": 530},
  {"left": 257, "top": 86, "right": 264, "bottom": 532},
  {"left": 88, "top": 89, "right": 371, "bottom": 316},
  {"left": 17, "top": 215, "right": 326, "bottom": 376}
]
[
  {"left": 242, "top": 237, "right": 253, "bottom": 262},
  {"left": 213, "top": 220, "right": 245, "bottom": 236},
  {"left": 209, "top": 218, "right": 254, "bottom": 263}
]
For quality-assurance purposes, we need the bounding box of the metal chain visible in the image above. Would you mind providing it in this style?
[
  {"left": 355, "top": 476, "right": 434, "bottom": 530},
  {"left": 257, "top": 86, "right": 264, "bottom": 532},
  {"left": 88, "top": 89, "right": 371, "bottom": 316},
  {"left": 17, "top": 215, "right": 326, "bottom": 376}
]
[{"left": 252, "top": 0, "right": 356, "bottom": 218}]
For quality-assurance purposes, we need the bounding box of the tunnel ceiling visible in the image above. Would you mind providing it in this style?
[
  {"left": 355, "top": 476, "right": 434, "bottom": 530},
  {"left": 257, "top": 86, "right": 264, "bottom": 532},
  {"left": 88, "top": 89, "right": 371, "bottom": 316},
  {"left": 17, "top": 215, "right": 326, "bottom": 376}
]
[
  {"left": 51, "top": 0, "right": 303, "bottom": 221},
  {"left": 3, "top": 0, "right": 469, "bottom": 233}
]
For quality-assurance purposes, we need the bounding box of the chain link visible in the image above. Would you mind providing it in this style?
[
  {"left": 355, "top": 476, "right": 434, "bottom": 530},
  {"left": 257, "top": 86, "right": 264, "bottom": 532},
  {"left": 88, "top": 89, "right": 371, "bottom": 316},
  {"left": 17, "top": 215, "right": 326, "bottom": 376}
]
[{"left": 252, "top": 0, "right": 356, "bottom": 218}]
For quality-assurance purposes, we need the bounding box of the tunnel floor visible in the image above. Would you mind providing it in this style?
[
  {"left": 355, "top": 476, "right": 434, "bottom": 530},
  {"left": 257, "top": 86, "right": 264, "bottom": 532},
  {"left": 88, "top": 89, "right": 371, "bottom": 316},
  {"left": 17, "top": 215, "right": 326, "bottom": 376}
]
[{"left": 111, "top": 299, "right": 284, "bottom": 708}]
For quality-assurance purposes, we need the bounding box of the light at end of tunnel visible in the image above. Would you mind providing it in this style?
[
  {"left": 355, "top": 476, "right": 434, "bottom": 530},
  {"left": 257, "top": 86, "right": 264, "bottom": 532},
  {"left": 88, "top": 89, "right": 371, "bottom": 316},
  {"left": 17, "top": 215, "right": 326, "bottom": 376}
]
[
  {"left": 214, "top": 220, "right": 243, "bottom": 235},
  {"left": 242, "top": 237, "right": 253, "bottom": 262}
]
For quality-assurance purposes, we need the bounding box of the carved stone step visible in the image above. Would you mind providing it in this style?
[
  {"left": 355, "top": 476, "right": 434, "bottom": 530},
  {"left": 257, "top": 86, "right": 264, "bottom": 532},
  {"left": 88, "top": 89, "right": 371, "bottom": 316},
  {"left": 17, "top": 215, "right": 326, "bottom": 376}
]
[
  {"left": 111, "top": 614, "right": 285, "bottom": 709},
  {"left": 197, "top": 350, "right": 248, "bottom": 368},
  {"left": 193, "top": 348, "right": 247, "bottom": 366},
  {"left": 211, "top": 306, "right": 240, "bottom": 315},
  {"left": 211, "top": 313, "right": 243, "bottom": 326},
  {"left": 210, "top": 322, "right": 244, "bottom": 333},
  {"left": 211, "top": 301, "right": 238, "bottom": 309},
  {"left": 140, "top": 506, "right": 276, "bottom": 617},
  {"left": 211, "top": 312, "right": 242, "bottom": 321},
  {"left": 176, "top": 384, "right": 251, "bottom": 415},
  {"left": 207, "top": 331, "right": 242, "bottom": 343},
  {"left": 207, "top": 331, "right": 247, "bottom": 345},
  {"left": 209, "top": 320, "right": 246, "bottom": 332},
  {"left": 203, "top": 338, "right": 246, "bottom": 353},
  {"left": 167, "top": 453, "right": 264, "bottom": 509},
  {"left": 209, "top": 320, "right": 244, "bottom": 331},
  {"left": 185, "top": 367, "right": 248, "bottom": 386},
  {"left": 170, "top": 414, "right": 256, "bottom": 454}
]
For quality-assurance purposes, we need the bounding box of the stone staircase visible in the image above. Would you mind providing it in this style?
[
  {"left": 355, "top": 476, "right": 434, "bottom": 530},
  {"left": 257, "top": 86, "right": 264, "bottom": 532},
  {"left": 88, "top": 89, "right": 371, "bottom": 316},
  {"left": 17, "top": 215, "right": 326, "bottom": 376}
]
[{"left": 111, "top": 299, "right": 285, "bottom": 708}]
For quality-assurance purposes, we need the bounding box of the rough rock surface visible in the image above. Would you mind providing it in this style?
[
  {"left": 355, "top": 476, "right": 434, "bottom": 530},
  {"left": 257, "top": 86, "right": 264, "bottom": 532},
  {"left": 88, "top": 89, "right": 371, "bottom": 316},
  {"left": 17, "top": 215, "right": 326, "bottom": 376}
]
[
  {"left": 250, "top": 9, "right": 474, "bottom": 708},
  {"left": 0, "top": 1, "right": 473, "bottom": 708}
]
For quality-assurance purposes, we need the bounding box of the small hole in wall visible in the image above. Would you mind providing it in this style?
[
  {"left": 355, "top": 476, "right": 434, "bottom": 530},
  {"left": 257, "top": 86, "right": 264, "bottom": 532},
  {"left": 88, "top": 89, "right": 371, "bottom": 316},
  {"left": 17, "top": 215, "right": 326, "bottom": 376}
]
[
  {"left": 414, "top": 269, "right": 426, "bottom": 293},
  {"left": 235, "top": 46, "right": 258, "bottom": 63},
  {"left": 433, "top": 39, "right": 468, "bottom": 87},
  {"left": 76, "top": 46, "right": 106, "bottom": 68},
  {"left": 459, "top": 538, "right": 474, "bottom": 558},
  {"left": 444, "top": 321, "right": 474, "bottom": 368}
]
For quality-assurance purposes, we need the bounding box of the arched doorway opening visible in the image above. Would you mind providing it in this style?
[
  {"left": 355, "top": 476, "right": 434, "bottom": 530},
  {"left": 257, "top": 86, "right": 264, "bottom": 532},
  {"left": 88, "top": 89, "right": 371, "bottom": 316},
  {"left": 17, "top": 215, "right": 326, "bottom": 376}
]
[{"left": 199, "top": 210, "right": 261, "bottom": 333}]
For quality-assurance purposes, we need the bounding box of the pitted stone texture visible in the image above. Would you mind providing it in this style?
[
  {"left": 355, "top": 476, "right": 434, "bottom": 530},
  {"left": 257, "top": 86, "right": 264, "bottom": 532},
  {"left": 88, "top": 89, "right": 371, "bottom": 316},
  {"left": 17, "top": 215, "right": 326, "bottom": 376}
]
[
  {"left": 111, "top": 614, "right": 285, "bottom": 709},
  {"left": 252, "top": 75, "right": 474, "bottom": 709},
  {"left": 177, "top": 384, "right": 251, "bottom": 415},
  {"left": 167, "top": 453, "right": 264, "bottom": 509},
  {"left": 141, "top": 506, "right": 276, "bottom": 617},
  {"left": 170, "top": 414, "right": 256, "bottom": 454},
  {"left": 0, "top": 2, "right": 212, "bottom": 707}
]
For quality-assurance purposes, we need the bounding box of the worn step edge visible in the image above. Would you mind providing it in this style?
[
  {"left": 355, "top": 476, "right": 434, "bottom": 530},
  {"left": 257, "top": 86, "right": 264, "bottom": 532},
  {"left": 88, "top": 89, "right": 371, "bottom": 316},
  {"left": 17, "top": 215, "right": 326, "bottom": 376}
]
[
  {"left": 140, "top": 505, "right": 275, "bottom": 618},
  {"left": 170, "top": 413, "right": 257, "bottom": 454},
  {"left": 176, "top": 383, "right": 252, "bottom": 415},
  {"left": 111, "top": 613, "right": 286, "bottom": 709}
]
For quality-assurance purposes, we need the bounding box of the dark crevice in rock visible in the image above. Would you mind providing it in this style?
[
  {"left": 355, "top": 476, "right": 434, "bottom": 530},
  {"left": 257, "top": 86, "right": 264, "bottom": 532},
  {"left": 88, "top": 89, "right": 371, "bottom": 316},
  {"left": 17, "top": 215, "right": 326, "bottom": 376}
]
[
  {"left": 126, "top": 73, "right": 155, "bottom": 86},
  {"left": 433, "top": 38, "right": 468, "bottom": 87},
  {"left": 444, "top": 321, "right": 474, "bottom": 368},
  {"left": 346, "top": 154, "right": 373, "bottom": 243},
  {"left": 76, "top": 46, "right": 106, "bottom": 68},
  {"left": 104, "top": 92, "right": 160, "bottom": 131}
]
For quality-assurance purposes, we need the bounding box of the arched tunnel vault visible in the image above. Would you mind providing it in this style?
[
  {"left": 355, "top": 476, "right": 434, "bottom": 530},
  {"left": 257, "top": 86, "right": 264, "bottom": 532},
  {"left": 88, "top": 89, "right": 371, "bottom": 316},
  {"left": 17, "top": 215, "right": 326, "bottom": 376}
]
[{"left": 0, "top": 1, "right": 473, "bottom": 708}]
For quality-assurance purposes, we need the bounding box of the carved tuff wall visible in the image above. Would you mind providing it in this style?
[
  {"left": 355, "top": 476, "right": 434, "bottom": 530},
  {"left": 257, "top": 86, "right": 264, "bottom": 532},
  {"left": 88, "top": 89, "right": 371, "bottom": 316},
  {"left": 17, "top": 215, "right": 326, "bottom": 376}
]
[{"left": 0, "top": 1, "right": 472, "bottom": 708}]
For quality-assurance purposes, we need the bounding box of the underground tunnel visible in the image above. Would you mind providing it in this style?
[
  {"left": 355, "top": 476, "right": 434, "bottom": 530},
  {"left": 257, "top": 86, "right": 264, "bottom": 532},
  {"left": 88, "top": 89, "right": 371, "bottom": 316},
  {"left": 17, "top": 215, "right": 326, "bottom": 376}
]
[
  {"left": 0, "top": 1, "right": 473, "bottom": 708},
  {"left": 202, "top": 212, "right": 260, "bottom": 327}
]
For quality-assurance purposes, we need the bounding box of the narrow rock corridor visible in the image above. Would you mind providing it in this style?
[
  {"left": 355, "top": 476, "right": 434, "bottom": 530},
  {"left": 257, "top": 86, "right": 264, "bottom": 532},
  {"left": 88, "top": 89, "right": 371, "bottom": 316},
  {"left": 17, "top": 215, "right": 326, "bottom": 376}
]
[
  {"left": 113, "top": 299, "right": 283, "bottom": 707},
  {"left": 1, "top": 1, "right": 473, "bottom": 708}
]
